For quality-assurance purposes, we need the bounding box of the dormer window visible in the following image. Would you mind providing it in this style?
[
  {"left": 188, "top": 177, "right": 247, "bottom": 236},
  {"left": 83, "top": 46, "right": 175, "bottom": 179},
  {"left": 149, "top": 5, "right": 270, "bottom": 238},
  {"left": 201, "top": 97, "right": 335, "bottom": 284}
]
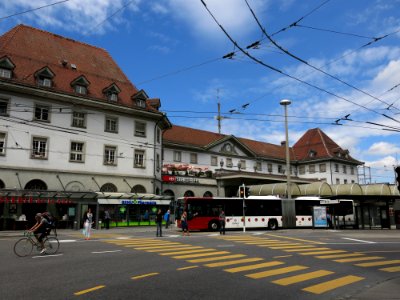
[
  {"left": 309, "top": 150, "right": 317, "bottom": 158},
  {"left": 132, "top": 89, "right": 148, "bottom": 108},
  {"left": 103, "top": 83, "right": 121, "bottom": 102},
  {"left": 35, "top": 67, "right": 55, "bottom": 88},
  {"left": 0, "top": 56, "right": 15, "bottom": 79},
  {"left": 71, "top": 75, "right": 90, "bottom": 95}
]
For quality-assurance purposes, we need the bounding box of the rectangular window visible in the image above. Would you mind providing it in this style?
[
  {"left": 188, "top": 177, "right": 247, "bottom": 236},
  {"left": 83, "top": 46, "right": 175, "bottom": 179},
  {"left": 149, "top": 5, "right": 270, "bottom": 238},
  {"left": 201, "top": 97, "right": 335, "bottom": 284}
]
[
  {"left": 134, "top": 149, "right": 146, "bottom": 168},
  {"left": 72, "top": 111, "right": 86, "bottom": 128},
  {"left": 239, "top": 160, "right": 246, "bottom": 170},
  {"left": 211, "top": 156, "right": 218, "bottom": 166},
  {"left": 107, "top": 93, "right": 118, "bottom": 102},
  {"left": 136, "top": 99, "right": 146, "bottom": 108},
  {"left": 70, "top": 142, "right": 84, "bottom": 162},
  {"left": 190, "top": 153, "right": 198, "bottom": 164},
  {"left": 309, "top": 165, "right": 315, "bottom": 174},
  {"left": 135, "top": 121, "right": 146, "bottom": 137},
  {"left": 173, "top": 151, "right": 181, "bottom": 162},
  {"left": 105, "top": 116, "right": 118, "bottom": 133},
  {"left": 0, "top": 68, "right": 11, "bottom": 79},
  {"left": 343, "top": 165, "right": 347, "bottom": 174},
  {"left": 104, "top": 146, "right": 117, "bottom": 165},
  {"left": 34, "top": 104, "right": 50, "bottom": 122},
  {"left": 0, "top": 132, "right": 6, "bottom": 155},
  {"left": 226, "top": 158, "right": 233, "bottom": 168},
  {"left": 350, "top": 166, "right": 355, "bottom": 175},
  {"left": 255, "top": 161, "right": 262, "bottom": 171},
  {"left": 334, "top": 164, "right": 339, "bottom": 172},
  {"left": 319, "top": 163, "right": 326, "bottom": 173},
  {"left": 75, "top": 85, "right": 87, "bottom": 95},
  {"left": 299, "top": 165, "right": 305, "bottom": 175},
  {"left": 156, "top": 128, "right": 161, "bottom": 143},
  {"left": 38, "top": 78, "right": 52, "bottom": 87},
  {"left": 32, "top": 137, "right": 48, "bottom": 159},
  {"left": 336, "top": 178, "right": 340, "bottom": 184},
  {"left": 0, "top": 99, "right": 9, "bottom": 116},
  {"left": 267, "top": 163, "right": 273, "bottom": 173},
  {"left": 344, "top": 179, "right": 348, "bottom": 184},
  {"left": 278, "top": 165, "right": 283, "bottom": 174}
]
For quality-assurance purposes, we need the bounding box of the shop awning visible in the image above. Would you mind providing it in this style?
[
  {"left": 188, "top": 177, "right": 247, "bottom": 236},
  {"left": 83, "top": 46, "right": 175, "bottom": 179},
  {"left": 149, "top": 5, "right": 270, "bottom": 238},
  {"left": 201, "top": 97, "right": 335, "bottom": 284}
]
[
  {"left": 0, "top": 189, "right": 98, "bottom": 203},
  {"left": 298, "top": 182, "right": 332, "bottom": 197},
  {"left": 249, "top": 183, "right": 301, "bottom": 197},
  {"left": 331, "top": 183, "right": 363, "bottom": 196}
]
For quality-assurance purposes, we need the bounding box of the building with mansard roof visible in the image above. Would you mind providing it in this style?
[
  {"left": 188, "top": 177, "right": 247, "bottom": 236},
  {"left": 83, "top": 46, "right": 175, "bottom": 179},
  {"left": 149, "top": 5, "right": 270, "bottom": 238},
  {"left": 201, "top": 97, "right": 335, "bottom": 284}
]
[
  {"left": 0, "top": 25, "right": 171, "bottom": 229},
  {"left": 162, "top": 125, "right": 362, "bottom": 198}
]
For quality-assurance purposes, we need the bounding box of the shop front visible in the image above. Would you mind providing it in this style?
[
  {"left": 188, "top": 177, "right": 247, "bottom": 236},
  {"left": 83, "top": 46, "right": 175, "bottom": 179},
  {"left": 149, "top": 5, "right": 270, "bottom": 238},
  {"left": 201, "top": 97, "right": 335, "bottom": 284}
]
[{"left": 97, "top": 193, "right": 173, "bottom": 228}]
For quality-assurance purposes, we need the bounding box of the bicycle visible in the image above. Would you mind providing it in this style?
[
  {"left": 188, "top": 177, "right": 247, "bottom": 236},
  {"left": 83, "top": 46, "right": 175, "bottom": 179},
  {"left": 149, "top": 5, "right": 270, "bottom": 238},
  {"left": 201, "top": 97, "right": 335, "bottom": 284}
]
[{"left": 14, "top": 231, "right": 60, "bottom": 257}]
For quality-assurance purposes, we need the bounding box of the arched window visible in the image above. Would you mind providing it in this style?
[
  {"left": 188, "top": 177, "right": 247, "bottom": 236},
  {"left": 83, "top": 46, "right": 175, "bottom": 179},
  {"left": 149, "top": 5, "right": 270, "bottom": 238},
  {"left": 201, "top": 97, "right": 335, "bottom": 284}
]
[
  {"left": 184, "top": 190, "right": 194, "bottom": 197},
  {"left": 132, "top": 185, "right": 146, "bottom": 194},
  {"left": 24, "top": 179, "right": 47, "bottom": 190},
  {"left": 203, "top": 191, "right": 213, "bottom": 197},
  {"left": 100, "top": 183, "right": 117, "bottom": 193},
  {"left": 0, "top": 179, "right": 5, "bottom": 189},
  {"left": 163, "top": 190, "right": 175, "bottom": 197}
]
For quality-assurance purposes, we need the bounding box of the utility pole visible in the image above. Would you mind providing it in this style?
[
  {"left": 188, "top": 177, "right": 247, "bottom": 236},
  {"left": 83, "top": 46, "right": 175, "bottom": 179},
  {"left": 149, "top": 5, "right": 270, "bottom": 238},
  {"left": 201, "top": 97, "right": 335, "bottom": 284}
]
[{"left": 215, "top": 89, "right": 223, "bottom": 134}]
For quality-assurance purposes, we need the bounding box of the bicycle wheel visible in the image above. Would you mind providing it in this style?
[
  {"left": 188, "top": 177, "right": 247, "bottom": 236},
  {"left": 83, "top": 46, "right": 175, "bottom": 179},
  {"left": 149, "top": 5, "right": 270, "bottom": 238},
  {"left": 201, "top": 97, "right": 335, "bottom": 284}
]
[
  {"left": 43, "top": 237, "right": 59, "bottom": 254},
  {"left": 14, "top": 238, "right": 34, "bottom": 257}
]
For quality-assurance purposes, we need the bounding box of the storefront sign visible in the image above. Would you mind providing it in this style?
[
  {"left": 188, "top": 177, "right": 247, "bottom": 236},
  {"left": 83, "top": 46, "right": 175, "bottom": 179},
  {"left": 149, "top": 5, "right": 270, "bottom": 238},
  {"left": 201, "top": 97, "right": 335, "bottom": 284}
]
[
  {"left": 162, "top": 175, "right": 199, "bottom": 184},
  {"left": 121, "top": 200, "right": 157, "bottom": 205},
  {"left": 0, "top": 196, "right": 72, "bottom": 204}
]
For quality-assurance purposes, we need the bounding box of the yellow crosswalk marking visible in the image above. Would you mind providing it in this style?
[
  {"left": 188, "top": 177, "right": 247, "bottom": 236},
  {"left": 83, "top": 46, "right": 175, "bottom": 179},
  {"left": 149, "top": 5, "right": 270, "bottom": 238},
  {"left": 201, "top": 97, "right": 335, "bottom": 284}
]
[
  {"left": 224, "top": 261, "right": 284, "bottom": 273},
  {"left": 269, "top": 245, "right": 316, "bottom": 250},
  {"left": 134, "top": 244, "right": 186, "bottom": 250},
  {"left": 334, "top": 256, "right": 384, "bottom": 263},
  {"left": 302, "top": 275, "right": 364, "bottom": 294},
  {"left": 243, "top": 240, "right": 282, "bottom": 244},
  {"left": 187, "top": 254, "right": 246, "bottom": 263},
  {"left": 284, "top": 247, "right": 330, "bottom": 252},
  {"left": 74, "top": 285, "right": 105, "bottom": 296},
  {"left": 160, "top": 249, "right": 216, "bottom": 256},
  {"left": 146, "top": 246, "right": 203, "bottom": 252},
  {"left": 356, "top": 260, "right": 400, "bottom": 267},
  {"left": 379, "top": 266, "right": 400, "bottom": 272},
  {"left": 260, "top": 243, "right": 301, "bottom": 247},
  {"left": 246, "top": 265, "right": 308, "bottom": 279},
  {"left": 172, "top": 251, "right": 229, "bottom": 259},
  {"left": 272, "top": 270, "right": 334, "bottom": 286},
  {"left": 300, "top": 250, "right": 347, "bottom": 256},
  {"left": 124, "top": 242, "right": 181, "bottom": 247},
  {"left": 316, "top": 253, "right": 365, "bottom": 259},
  {"left": 265, "top": 234, "right": 325, "bottom": 244},
  {"left": 204, "top": 257, "right": 264, "bottom": 268}
]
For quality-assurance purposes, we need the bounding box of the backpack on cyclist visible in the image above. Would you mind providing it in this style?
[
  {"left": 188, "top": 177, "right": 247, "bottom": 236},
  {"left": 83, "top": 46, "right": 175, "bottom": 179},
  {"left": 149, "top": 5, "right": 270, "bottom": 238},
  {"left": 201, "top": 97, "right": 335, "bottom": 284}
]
[{"left": 42, "top": 212, "right": 56, "bottom": 230}]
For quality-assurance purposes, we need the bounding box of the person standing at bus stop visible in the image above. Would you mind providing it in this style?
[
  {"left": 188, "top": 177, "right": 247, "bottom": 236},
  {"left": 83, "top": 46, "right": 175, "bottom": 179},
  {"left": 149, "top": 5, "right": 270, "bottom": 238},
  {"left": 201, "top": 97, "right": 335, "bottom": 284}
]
[
  {"left": 164, "top": 209, "right": 170, "bottom": 229},
  {"left": 219, "top": 210, "right": 226, "bottom": 235},
  {"left": 156, "top": 209, "right": 163, "bottom": 237}
]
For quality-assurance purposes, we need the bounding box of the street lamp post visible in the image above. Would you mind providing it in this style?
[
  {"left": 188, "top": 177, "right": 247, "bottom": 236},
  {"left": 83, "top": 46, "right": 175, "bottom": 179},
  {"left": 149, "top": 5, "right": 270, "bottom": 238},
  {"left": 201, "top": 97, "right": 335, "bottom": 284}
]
[{"left": 280, "top": 99, "right": 292, "bottom": 200}]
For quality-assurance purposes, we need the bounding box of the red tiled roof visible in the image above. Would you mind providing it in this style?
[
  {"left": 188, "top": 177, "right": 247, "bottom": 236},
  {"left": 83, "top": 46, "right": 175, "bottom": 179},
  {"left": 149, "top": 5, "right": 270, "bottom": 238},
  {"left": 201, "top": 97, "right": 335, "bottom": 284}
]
[
  {"left": 164, "top": 125, "right": 290, "bottom": 160},
  {"left": 0, "top": 24, "right": 158, "bottom": 112},
  {"left": 292, "top": 128, "right": 361, "bottom": 163}
]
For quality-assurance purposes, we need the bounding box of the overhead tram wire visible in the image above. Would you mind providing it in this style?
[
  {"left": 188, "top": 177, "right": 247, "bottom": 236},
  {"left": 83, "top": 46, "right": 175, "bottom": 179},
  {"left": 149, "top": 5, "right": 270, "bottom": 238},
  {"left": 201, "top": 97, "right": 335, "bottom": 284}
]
[
  {"left": 244, "top": 0, "right": 400, "bottom": 116},
  {"left": 293, "top": 24, "right": 378, "bottom": 39},
  {"left": 0, "top": 0, "right": 70, "bottom": 21},
  {"left": 200, "top": 1, "right": 387, "bottom": 118}
]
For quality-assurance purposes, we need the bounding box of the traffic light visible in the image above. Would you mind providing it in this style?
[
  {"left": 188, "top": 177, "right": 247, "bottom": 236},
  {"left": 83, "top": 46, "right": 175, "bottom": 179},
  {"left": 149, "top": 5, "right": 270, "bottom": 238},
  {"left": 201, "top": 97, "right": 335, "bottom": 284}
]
[
  {"left": 239, "top": 185, "right": 250, "bottom": 198},
  {"left": 239, "top": 186, "right": 245, "bottom": 198},
  {"left": 395, "top": 166, "right": 400, "bottom": 192}
]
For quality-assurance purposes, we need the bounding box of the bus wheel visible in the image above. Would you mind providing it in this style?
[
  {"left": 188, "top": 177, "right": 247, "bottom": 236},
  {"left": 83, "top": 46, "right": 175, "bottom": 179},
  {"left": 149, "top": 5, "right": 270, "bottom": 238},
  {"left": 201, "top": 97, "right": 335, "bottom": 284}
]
[
  {"left": 208, "top": 220, "right": 219, "bottom": 231},
  {"left": 268, "top": 220, "right": 278, "bottom": 230}
]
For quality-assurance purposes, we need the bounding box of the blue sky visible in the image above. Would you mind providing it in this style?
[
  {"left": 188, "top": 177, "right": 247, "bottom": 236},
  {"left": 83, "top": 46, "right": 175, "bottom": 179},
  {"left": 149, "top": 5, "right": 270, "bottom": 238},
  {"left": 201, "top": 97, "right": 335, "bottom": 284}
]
[{"left": 1, "top": 0, "right": 400, "bottom": 183}]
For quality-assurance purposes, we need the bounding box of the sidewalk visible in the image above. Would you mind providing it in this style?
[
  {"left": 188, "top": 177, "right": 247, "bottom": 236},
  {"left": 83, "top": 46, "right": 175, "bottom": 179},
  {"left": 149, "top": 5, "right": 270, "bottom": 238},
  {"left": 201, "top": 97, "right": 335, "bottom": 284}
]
[{"left": 351, "top": 277, "right": 400, "bottom": 300}]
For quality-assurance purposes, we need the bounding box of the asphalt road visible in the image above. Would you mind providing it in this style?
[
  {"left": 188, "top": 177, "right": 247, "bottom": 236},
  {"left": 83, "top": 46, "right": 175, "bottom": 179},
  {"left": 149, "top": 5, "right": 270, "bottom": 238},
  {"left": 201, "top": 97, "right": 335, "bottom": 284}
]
[{"left": 1, "top": 227, "right": 399, "bottom": 300}]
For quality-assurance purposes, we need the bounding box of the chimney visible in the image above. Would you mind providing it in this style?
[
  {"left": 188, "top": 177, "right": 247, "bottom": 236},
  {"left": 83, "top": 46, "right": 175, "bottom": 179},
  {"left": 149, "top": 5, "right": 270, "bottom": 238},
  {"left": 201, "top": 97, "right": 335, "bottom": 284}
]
[{"left": 281, "top": 141, "right": 286, "bottom": 147}]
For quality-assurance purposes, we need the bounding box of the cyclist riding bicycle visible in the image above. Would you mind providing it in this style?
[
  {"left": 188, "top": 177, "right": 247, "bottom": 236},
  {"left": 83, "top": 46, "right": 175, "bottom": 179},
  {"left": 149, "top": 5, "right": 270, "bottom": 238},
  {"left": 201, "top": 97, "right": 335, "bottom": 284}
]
[{"left": 28, "top": 213, "right": 50, "bottom": 254}]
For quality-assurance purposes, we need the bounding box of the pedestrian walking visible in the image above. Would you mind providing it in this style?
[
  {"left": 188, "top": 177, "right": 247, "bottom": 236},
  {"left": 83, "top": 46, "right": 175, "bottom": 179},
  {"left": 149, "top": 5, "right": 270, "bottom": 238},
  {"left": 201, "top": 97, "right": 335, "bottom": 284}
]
[
  {"left": 83, "top": 208, "right": 93, "bottom": 240},
  {"left": 104, "top": 210, "right": 111, "bottom": 230},
  {"left": 156, "top": 209, "right": 163, "bottom": 237},
  {"left": 164, "top": 209, "right": 170, "bottom": 229},
  {"left": 181, "top": 211, "right": 190, "bottom": 236},
  {"left": 219, "top": 210, "right": 226, "bottom": 235}
]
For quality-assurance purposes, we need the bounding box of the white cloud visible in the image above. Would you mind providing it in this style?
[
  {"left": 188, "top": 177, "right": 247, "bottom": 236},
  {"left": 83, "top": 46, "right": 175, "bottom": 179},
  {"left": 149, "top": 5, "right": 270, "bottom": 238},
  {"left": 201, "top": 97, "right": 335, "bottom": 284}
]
[{"left": 367, "top": 142, "right": 400, "bottom": 156}]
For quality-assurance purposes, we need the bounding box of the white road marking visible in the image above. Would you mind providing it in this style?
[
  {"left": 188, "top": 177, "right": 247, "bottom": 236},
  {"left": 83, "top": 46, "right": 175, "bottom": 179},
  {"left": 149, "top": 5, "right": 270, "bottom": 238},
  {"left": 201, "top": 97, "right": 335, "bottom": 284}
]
[
  {"left": 33, "top": 254, "right": 63, "bottom": 258},
  {"left": 92, "top": 250, "right": 122, "bottom": 254},
  {"left": 342, "top": 237, "right": 376, "bottom": 244},
  {"left": 58, "top": 240, "right": 77, "bottom": 243}
]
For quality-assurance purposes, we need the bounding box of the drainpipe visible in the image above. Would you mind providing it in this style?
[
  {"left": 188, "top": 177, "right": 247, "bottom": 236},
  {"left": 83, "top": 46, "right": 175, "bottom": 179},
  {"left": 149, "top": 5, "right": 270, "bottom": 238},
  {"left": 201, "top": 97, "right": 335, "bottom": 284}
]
[{"left": 153, "top": 115, "right": 165, "bottom": 194}]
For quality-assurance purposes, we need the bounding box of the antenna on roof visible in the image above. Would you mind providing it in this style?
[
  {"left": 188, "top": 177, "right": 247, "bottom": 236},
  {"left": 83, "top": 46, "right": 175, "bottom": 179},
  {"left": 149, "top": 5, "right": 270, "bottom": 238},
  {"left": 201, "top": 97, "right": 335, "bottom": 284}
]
[{"left": 71, "top": 63, "right": 77, "bottom": 70}]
